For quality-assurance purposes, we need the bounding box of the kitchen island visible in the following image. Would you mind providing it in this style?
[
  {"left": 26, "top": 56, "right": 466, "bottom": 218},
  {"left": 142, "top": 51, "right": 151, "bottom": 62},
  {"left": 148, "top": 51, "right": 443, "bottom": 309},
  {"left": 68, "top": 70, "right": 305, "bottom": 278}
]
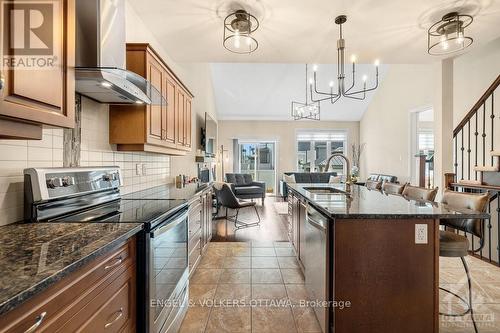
[{"left": 286, "top": 183, "right": 489, "bottom": 333}]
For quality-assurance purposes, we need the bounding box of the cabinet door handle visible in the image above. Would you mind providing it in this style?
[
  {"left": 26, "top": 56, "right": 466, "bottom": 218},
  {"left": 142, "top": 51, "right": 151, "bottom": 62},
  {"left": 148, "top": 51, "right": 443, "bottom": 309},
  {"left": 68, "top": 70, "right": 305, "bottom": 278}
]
[
  {"left": 24, "top": 312, "right": 47, "bottom": 333},
  {"left": 104, "top": 308, "right": 123, "bottom": 329},
  {"left": 104, "top": 256, "right": 123, "bottom": 270}
]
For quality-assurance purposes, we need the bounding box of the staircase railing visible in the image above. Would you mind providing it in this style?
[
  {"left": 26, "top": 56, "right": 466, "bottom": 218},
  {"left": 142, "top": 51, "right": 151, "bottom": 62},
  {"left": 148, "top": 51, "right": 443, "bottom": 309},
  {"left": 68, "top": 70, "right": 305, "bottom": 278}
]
[{"left": 450, "top": 75, "right": 500, "bottom": 266}]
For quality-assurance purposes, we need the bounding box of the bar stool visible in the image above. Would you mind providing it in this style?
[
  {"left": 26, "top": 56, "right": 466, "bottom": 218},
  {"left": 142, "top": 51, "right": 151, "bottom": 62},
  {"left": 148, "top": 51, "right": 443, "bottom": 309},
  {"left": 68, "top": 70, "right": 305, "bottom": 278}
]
[
  {"left": 402, "top": 184, "right": 438, "bottom": 201},
  {"left": 366, "top": 179, "right": 382, "bottom": 190},
  {"left": 382, "top": 182, "right": 407, "bottom": 195},
  {"left": 439, "top": 189, "right": 490, "bottom": 333}
]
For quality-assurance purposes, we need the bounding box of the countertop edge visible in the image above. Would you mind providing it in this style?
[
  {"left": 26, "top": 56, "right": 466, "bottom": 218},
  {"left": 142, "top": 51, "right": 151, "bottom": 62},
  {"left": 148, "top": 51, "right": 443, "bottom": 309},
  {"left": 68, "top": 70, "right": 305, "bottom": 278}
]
[
  {"left": 287, "top": 185, "right": 491, "bottom": 220},
  {"left": 0, "top": 223, "right": 143, "bottom": 316}
]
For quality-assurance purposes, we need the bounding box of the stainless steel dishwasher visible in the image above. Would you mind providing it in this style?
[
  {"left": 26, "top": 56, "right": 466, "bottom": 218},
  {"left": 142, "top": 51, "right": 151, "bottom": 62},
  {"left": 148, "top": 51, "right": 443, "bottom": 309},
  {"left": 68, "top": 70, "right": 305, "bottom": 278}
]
[{"left": 305, "top": 204, "right": 328, "bottom": 333}]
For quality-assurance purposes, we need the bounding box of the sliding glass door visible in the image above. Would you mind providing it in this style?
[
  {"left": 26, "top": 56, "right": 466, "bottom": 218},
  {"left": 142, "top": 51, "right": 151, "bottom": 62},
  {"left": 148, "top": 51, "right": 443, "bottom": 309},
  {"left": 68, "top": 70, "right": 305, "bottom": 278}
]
[{"left": 239, "top": 142, "right": 276, "bottom": 194}]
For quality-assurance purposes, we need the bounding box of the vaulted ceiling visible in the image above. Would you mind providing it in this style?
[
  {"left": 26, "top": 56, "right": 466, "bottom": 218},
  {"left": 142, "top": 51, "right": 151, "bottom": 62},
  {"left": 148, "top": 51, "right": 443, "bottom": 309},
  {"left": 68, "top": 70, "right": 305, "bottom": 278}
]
[{"left": 128, "top": 0, "right": 500, "bottom": 63}]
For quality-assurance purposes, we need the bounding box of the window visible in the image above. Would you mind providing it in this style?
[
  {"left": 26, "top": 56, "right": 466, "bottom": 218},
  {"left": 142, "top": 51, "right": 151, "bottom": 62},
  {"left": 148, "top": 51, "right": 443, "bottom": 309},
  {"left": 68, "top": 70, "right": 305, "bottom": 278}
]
[{"left": 296, "top": 130, "right": 347, "bottom": 174}]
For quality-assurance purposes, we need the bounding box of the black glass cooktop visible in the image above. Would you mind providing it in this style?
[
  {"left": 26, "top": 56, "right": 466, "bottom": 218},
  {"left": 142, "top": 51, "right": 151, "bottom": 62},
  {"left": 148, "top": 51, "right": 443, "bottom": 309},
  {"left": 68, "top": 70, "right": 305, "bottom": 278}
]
[{"left": 52, "top": 198, "right": 187, "bottom": 230}]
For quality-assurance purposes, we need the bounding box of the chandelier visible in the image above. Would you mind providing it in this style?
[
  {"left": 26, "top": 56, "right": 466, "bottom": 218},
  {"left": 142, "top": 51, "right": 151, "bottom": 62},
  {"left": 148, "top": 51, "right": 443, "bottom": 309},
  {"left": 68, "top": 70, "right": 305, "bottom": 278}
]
[
  {"left": 223, "top": 9, "right": 259, "bottom": 54},
  {"left": 310, "top": 15, "right": 379, "bottom": 105},
  {"left": 292, "top": 64, "right": 320, "bottom": 120},
  {"left": 427, "top": 12, "right": 473, "bottom": 55}
]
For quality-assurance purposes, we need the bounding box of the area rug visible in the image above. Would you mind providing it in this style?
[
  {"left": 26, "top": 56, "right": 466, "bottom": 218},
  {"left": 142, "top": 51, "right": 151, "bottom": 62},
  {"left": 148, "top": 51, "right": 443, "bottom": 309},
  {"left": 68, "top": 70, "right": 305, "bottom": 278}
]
[{"left": 273, "top": 202, "right": 289, "bottom": 215}]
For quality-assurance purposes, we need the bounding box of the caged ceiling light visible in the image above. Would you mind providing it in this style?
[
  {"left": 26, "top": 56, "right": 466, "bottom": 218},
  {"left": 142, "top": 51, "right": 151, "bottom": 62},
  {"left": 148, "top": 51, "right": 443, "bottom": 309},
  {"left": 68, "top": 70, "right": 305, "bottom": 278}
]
[
  {"left": 427, "top": 12, "right": 473, "bottom": 55},
  {"left": 223, "top": 9, "right": 259, "bottom": 54},
  {"left": 291, "top": 64, "right": 321, "bottom": 121},
  {"left": 310, "top": 15, "right": 379, "bottom": 105}
]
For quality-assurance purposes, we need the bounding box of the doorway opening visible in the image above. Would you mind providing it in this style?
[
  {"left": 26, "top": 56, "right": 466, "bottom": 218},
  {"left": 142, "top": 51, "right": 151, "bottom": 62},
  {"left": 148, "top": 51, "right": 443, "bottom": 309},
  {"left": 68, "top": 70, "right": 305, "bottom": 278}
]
[
  {"left": 410, "top": 108, "right": 434, "bottom": 187},
  {"left": 238, "top": 141, "right": 277, "bottom": 194}
]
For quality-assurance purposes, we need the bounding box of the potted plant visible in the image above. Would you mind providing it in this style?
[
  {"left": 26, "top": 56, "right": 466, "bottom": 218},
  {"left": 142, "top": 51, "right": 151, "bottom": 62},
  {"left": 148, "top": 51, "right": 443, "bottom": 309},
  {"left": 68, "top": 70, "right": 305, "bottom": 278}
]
[{"left": 351, "top": 143, "right": 365, "bottom": 183}]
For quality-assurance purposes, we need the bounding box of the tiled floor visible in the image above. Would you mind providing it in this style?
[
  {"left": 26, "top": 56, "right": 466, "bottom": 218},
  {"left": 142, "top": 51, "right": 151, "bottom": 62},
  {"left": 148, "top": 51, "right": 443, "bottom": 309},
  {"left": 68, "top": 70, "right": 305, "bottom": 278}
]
[
  {"left": 180, "top": 241, "right": 500, "bottom": 333},
  {"left": 439, "top": 256, "right": 500, "bottom": 332},
  {"left": 179, "top": 241, "right": 321, "bottom": 333}
]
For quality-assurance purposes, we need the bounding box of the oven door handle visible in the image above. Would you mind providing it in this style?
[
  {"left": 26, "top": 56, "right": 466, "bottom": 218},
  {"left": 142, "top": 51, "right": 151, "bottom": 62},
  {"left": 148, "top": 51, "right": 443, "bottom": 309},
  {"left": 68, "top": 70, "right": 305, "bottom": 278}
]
[{"left": 151, "top": 210, "right": 188, "bottom": 238}]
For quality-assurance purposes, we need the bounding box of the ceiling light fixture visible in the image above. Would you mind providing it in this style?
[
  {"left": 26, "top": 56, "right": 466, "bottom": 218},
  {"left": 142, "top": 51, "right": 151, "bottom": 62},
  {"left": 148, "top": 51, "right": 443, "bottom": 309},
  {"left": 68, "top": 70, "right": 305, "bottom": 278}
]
[
  {"left": 310, "top": 15, "right": 379, "bottom": 105},
  {"left": 291, "top": 64, "right": 320, "bottom": 121},
  {"left": 223, "top": 9, "right": 259, "bottom": 54},
  {"left": 428, "top": 12, "right": 473, "bottom": 55}
]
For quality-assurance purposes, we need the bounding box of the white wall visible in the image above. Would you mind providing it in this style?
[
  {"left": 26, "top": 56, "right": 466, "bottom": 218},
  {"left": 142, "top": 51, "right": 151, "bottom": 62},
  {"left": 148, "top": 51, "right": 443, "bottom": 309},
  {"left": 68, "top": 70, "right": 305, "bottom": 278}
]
[
  {"left": 360, "top": 65, "right": 435, "bottom": 183},
  {"left": 218, "top": 120, "right": 359, "bottom": 186},
  {"left": 453, "top": 37, "right": 500, "bottom": 126}
]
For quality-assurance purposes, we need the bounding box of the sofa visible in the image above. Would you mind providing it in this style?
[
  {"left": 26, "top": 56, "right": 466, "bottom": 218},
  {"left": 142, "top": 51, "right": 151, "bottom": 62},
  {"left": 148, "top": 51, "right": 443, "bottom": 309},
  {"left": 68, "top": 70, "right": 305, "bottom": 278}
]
[
  {"left": 225, "top": 173, "right": 266, "bottom": 205},
  {"left": 279, "top": 172, "right": 338, "bottom": 198}
]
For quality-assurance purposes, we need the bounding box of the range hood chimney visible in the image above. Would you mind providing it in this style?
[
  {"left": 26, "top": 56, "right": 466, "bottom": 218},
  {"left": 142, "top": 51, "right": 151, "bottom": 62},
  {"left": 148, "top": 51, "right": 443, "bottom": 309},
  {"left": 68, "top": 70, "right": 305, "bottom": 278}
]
[{"left": 75, "top": 0, "right": 162, "bottom": 105}]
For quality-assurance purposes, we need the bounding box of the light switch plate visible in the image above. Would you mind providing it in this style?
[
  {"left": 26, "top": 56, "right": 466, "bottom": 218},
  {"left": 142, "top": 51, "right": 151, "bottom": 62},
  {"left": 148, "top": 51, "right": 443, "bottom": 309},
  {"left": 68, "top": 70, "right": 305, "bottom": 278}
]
[
  {"left": 136, "top": 163, "right": 142, "bottom": 176},
  {"left": 415, "top": 224, "right": 428, "bottom": 244},
  {"left": 142, "top": 164, "right": 147, "bottom": 175}
]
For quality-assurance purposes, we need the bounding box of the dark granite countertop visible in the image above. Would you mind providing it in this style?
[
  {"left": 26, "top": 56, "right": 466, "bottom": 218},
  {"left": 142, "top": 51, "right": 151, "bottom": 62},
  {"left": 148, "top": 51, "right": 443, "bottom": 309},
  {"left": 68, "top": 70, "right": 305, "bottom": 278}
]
[
  {"left": 0, "top": 222, "right": 143, "bottom": 316},
  {"left": 122, "top": 182, "right": 212, "bottom": 201},
  {"left": 288, "top": 183, "right": 491, "bottom": 220}
]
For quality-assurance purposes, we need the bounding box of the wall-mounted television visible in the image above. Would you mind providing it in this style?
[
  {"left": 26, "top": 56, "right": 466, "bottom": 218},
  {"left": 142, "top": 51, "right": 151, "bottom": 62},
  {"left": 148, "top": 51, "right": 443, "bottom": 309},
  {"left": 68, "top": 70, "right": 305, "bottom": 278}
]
[{"left": 202, "top": 112, "right": 217, "bottom": 157}]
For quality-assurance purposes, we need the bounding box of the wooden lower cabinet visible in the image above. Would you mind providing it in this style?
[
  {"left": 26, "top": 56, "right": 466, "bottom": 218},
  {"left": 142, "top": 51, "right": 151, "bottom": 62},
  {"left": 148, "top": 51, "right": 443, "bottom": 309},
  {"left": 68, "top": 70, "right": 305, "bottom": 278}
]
[
  {"left": 188, "top": 189, "right": 213, "bottom": 275},
  {"left": 110, "top": 43, "right": 193, "bottom": 155},
  {"left": 0, "top": 237, "right": 136, "bottom": 333}
]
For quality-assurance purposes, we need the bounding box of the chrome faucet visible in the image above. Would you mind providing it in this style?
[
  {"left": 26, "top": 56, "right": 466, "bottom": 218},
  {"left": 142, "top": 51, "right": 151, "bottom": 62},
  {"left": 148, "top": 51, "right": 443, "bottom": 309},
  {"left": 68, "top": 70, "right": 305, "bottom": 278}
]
[{"left": 324, "top": 153, "right": 352, "bottom": 191}]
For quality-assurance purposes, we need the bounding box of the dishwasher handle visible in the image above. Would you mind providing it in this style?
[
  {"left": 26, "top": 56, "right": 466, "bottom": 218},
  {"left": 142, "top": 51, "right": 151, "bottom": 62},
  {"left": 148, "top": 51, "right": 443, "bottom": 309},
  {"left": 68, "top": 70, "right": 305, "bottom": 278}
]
[{"left": 306, "top": 207, "right": 327, "bottom": 232}]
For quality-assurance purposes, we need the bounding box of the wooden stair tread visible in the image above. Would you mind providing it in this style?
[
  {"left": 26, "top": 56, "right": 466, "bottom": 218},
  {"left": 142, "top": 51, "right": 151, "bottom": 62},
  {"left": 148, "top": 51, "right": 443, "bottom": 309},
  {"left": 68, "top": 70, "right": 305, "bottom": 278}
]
[
  {"left": 474, "top": 165, "right": 500, "bottom": 172},
  {"left": 451, "top": 182, "right": 500, "bottom": 192},
  {"left": 457, "top": 179, "right": 483, "bottom": 185}
]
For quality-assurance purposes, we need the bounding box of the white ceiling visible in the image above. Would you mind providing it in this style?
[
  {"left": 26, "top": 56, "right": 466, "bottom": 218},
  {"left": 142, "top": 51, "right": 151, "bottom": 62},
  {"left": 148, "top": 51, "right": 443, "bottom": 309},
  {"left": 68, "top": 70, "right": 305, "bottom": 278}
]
[
  {"left": 127, "top": 0, "right": 500, "bottom": 63},
  {"left": 210, "top": 63, "right": 388, "bottom": 121}
]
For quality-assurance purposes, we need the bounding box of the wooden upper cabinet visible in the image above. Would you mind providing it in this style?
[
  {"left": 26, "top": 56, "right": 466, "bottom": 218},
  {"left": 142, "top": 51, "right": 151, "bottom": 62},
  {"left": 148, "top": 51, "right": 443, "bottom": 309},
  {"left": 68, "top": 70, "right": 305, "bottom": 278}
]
[
  {"left": 109, "top": 43, "right": 193, "bottom": 155},
  {"left": 0, "top": 0, "right": 75, "bottom": 133}
]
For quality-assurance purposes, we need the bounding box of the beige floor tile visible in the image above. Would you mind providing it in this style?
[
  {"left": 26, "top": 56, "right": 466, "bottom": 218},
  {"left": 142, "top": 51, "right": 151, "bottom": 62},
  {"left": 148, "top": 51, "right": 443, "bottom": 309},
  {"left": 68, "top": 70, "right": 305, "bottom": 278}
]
[
  {"left": 252, "top": 256, "right": 279, "bottom": 269},
  {"left": 252, "top": 306, "right": 297, "bottom": 333},
  {"left": 286, "top": 284, "right": 309, "bottom": 304},
  {"left": 223, "top": 256, "right": 251, "bottom": 268},
  {"left": 190, "top": 268, "right": 223, "bottom": 285},
  {"left": 292, "top": 306, "right": 322, "bottom": 333},
  {"left": 208, "top": 242, "right": 228, "bottom": 248},
  {"left": 252, "top": 268, "right": 283, "bottom": 284},
  {"left": 179, "top": 305, "right": 211, "bottom": 333},
  {"left": 205, "top": 306, "right": 251, "bottom": 333},
  {"left": 252, "top": 284, "right": 287, "bottom": 300},
  {"left": 281, "top": 268, "right": 305, "bottom": 284},
  {"left": 227, "top": 241, "right": 251, "bottom": 247},
  {"left": 219, "top": 268, "right": 251, "bottom": 284},
  {"left": 277, "top": 256, "right": 301, "bottom": 269},
  {"left": 205, "top": 246, "right": 229, "bottom": 257},
  {"left": 214, "top": 283, "right": 251, "bottom": 304},
  {"left": 228, "top": 247, "right": 251, "bottom": 257},
  {"left": 189, "top": 284, "right": 217, "bottom": 304},
  {"left": 198, "top": 255, "right": 225, "bottom": 269},
  {"left": 275, "top": 247, "right": 295, "bottom": 257},
  {"left": 252, "top": 247, "right": 276, "bottom": 256}
]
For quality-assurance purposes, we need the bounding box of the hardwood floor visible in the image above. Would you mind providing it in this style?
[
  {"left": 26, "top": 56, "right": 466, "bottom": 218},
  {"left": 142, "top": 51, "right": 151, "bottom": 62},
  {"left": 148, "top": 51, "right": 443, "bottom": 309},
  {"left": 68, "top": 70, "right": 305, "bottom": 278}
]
[{"left": 211, "top": 196, "right": 289, "bottom": 243}]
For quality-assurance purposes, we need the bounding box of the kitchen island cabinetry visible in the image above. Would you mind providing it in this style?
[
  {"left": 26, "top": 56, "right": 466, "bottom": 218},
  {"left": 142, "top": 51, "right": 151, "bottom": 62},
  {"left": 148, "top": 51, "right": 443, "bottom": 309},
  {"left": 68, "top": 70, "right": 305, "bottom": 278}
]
[
  {"left": 0, "top": 0, "right": 76, "bottom": 139},
  {"left": 110, "top": 43, "right": 193, "bottom": 155},
  {"left": 286, "top": 183, "right": 489, "bottom": 333}
]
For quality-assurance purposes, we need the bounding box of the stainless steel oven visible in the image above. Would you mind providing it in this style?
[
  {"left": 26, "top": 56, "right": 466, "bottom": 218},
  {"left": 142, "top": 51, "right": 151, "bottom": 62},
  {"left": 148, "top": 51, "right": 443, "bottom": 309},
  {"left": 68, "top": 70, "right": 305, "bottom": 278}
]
[{"left": 148, "top": 208, "right": 189, "bottom": 333}]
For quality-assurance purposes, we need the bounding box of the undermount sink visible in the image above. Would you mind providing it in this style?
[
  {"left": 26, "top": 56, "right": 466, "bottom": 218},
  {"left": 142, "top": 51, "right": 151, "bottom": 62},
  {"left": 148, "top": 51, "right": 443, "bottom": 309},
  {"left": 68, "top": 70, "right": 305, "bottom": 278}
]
[{"left": 303, "top": 187, "right": 348, "bottom": 195}]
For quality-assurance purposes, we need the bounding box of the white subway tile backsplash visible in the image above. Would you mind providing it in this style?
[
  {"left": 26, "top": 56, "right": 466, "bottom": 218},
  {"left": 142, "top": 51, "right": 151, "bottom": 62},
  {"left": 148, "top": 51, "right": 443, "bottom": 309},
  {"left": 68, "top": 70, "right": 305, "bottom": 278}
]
[
  {"left": 0, "top": 144, "right": 28, "bottom": 161},
  {"left": 28, "top": 147, "right": 53, "bottom": 161}
]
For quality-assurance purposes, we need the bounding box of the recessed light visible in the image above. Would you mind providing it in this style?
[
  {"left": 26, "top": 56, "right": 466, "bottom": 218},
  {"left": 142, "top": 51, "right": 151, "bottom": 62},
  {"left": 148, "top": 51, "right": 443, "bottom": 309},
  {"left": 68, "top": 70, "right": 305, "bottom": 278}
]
[
  {"left": 101, "top": 81, "right": 112, "bottom": 88},
  {"left": 135, "top": 100, "right": 144, "bottom": 104}
]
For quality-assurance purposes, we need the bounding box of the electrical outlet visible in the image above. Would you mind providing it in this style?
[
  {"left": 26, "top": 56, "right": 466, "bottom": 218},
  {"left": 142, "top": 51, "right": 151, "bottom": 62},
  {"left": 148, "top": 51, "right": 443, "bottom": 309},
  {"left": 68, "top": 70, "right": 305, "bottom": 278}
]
[
  {"left": 415, "top": 224, "right": 428, "bottom": 244},
  {"left": 136, "top": 163, "right": 142, "bottom": 176},
  {"left": 142, "top": 164, "right": 147, "bottom": 175}
]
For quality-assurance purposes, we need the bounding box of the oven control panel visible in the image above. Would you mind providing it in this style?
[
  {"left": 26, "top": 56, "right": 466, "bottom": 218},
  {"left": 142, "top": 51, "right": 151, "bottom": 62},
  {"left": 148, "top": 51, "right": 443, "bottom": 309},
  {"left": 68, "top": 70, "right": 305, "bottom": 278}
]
[{"left": 24, "top": 167, "right": 123, "bottom": 202}]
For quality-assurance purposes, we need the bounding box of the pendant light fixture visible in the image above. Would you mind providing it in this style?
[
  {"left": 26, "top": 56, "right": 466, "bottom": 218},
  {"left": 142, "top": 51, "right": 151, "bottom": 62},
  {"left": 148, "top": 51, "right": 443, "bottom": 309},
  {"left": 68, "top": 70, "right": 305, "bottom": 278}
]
[
  {"left": 292, "top": 64, "right": 321, "bottom": 121},
  {"left": 427, "top": 12, "right": 473, "bottom": 55},
  {"left": 223, "top": 9, "right": 259, "bottom": 54},
  {"left": 310, "top": 15, "right": 380, "bottom": 105}
]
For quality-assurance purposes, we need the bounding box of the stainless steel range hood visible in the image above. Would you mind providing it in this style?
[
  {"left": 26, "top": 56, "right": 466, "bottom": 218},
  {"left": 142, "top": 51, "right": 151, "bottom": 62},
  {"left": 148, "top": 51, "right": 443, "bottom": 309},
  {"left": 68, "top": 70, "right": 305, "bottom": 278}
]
[{"left": 75, "top": 0, "right": 163, "bottom": 105}]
